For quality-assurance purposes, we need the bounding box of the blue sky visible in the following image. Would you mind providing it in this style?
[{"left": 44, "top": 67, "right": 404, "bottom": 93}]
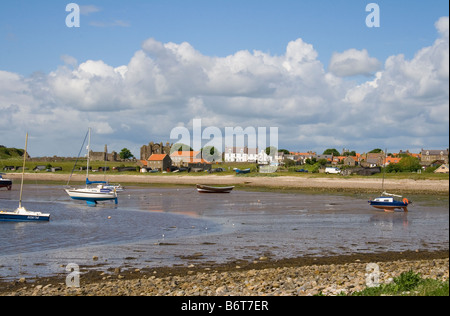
[
  {"left": 0, "top": 1, "right": 449, "bottom": 157},
  {"left": 2, "top": 0, "right": 447, "bottom": 75}
]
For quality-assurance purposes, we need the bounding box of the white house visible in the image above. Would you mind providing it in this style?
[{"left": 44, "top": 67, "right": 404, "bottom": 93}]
[{"left": 224, "top": 147, "right": 248, "bottom": 162}]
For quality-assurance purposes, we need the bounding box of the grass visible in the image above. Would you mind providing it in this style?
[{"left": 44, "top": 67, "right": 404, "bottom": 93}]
[
  {"left": 1, "top": 158, "right": 448, "bottom": 181},
  {"left": 351, "top": 270, "right": 449, "bottom": 296}
]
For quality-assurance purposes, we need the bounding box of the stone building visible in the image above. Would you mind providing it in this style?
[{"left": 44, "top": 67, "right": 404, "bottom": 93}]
[
  {"left": 146, "top": 154, "right": 172, "bottom": 171},
  {"left": 140, "top": 142, "right": 173, "bottom": 161},
  {"left": 89, "top": 145, "right": 118, "bottom": 162},
  {"left": 420, "top": 149, "right": 449, "bottom": 166}
]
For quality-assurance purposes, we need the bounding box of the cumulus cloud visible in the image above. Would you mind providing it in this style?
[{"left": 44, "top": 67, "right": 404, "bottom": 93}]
[
  {"left": 329, "top": 49, "right": 382, "bottom": 77},
  {"left": 0, "top": 18, "right": 448, "bottom": 157}
]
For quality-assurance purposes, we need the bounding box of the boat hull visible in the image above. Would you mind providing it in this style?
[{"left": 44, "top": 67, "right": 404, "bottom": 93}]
[
  {"left": 196, "top": 184, "right": 234, "bottom": 193},
  {"left": 368, "top": 201, "right": 408, "bottom": 212},
  {"left": 65, "top": 188, "right": 118, "bottom": 205},
  {"left": 0, "top": 180, "right": 12, "bottom": 190},
  {"left": 0, "top": 212, "right": 50, "bottom": 222}
]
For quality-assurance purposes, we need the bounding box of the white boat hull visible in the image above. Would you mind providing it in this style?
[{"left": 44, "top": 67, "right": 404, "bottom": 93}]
[{"left": 65, "top": 187, "right": 118, "bottom": 205}]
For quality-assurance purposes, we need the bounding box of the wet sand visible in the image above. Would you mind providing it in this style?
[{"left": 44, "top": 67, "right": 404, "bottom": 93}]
[{"left": 8, "top": 173, "right": 450, "bottom": 193}]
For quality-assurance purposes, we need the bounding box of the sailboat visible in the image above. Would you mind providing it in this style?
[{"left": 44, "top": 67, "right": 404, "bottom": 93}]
[
  {"left": 368, "top": 150, "right": 411, "bottom": 212},
  {"left": 65, "top": 128, "right": 118, "bottom": 206},
  {"left": 0, "top": 133, "right": 50, "bottom": 222}
]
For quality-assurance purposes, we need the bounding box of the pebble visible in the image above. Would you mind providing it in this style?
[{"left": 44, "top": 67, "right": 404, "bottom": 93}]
[{"left": 2, "top": 258, "right": 448, "bottom": 296}]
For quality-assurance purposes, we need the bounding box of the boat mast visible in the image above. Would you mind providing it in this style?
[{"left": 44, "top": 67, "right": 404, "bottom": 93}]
[
  {"left": 19, "top": 133, "right": 28, "bottom": 209},
  {"left": 381, "top": 148, "right": 387, "bottom": 194},
  {"left": 86, "top": 128, "right": 91, "bottom": 185}
]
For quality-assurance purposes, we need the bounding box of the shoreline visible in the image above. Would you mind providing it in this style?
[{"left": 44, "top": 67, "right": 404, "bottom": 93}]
[
  {"left": 1, "top": 250, "right": 448, "bottom": 296},
  {"left": 6, "top": 173, "right": 450, "bottom": 194}
]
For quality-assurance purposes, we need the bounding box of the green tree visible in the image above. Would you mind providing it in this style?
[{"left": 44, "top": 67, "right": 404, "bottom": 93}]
[
  {"left": 323, "top": 148, "right": 340, "bottom": 156},
  {"left": 265, "top": 146, "right": 278, "bottom": 157},
  {"left": 201, "top": 146, "right": 222, "bottom": 162},
  {"left": 369, "top": 148, "right": 383, "bottom": 153},
  {"left": 119, "top": 148, "right": 134, "bottom": 160},
  {"left": 397, "top": 156, "right": 421, "bottom": 172},
  {"left": 170, "top": 143, "right": 193, "bottom": 154}
]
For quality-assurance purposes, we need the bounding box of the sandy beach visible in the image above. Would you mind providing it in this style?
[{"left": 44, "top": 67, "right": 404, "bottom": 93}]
[{"left": 8, "top": 173, "right": 450, "bottom": 193}]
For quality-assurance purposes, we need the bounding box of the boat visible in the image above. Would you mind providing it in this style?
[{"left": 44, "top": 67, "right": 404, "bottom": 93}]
[
  {"left": 369, "top": 192, "right": 410, "bottom": 212},
  {"left": 196, "top": 184, "right": 235, "bottom": 193},
  {"left": 234, "top": 168, "right": 251, "bottom": 174},
  {"left": 0, "top": 173, "right": 12, "bottom": 190},
  {"left": 0, "top": 133, "right": 50, "bottom": 222},
  {"left": 368, "top": 149, "right": 411, "bottom": 212},
  {"left": 86, "top": 179, "right": 124, "bottom": 192},
  {"left": 65, "top": 128, "right": 118, "bottom": 206}
]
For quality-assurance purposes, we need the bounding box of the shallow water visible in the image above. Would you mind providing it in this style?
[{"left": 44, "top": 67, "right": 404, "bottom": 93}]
[{"left": 0, "top": 184, "right": 448, "bottom": 281}]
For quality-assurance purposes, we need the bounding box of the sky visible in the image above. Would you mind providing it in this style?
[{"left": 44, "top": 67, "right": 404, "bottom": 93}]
[{"left": 0, "top": 0, "right": 449, "bottom": 158}]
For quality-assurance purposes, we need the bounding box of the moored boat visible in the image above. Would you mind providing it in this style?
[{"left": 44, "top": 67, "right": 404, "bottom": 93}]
[
  {"left": 0, "top": 133, "right": 50, "bottom": 222},
  {"left": 65, "top": 128, "right": 119, "bottom": 206},
  {"left": 0, "top": 207, "right": 50, "bottom": 222},
  {"left": 0, "top": 173, "right": 12, "bottom": 190},
  {"left": 234, "top": 168, "right": 251, "bottom": 174},
  {"left": 369, "top": 192, "right": 411, "bottom": 212},
  {"left": 196, "top": 184, "right": 235, "bottom": 193}
]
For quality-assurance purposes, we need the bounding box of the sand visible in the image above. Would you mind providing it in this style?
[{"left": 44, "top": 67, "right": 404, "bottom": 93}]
[{"left": 7, "top": 173, "right": 449, "bottom": 194}]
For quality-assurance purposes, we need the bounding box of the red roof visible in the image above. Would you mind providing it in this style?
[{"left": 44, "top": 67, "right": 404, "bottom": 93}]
[{"left": 148, "top": 154, "right": 168, "bottom": 161}]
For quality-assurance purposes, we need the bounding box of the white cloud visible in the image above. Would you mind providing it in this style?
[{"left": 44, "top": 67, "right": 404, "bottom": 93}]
[
  {"left": 79, "top": 5, "right": 101, "bottom": 16},
  {"left": 329, "top": 49, "right": 382, "bottom": 77},
  {"left": 0, "top": 18, "right": 448, "bottom": 157}
]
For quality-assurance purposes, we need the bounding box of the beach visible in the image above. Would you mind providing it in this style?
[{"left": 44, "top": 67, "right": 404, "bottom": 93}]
[
  {"left": 1, "top": 173, "right": 448, "bottom": 296},
  {"left": 1, "top": 251, "right": 448, "bottom": 296}
]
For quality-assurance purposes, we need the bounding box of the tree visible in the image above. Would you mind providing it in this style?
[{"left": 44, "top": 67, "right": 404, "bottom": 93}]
[
  {"left": 201, "top": 146, "right": 222, "bottom": 162},
  {"left": 265, "top": 146, "right": 278, "bottom": 157},
  {"left": 170, "top": 143, "right": 193, "bottom": 154},
  {"left": 323, "top": 148, "right": 340, "bottom": 156},
  {"left": 119, "top": 148, "right": 134, "bottom": 160},
  {"left": 369, "top": 148, "right": 383, "bottom": 153}
]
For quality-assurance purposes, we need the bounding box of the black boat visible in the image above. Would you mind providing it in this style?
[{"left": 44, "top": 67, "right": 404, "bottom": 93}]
[
  {"left": 0, "top": 173, "right": 12, "bottom": 190},
  {"left": 196, "top": 184, "right": 235, "bottom": 193}
]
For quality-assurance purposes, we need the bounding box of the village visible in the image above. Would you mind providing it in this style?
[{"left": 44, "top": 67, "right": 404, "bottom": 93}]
[
  {"left": 1, "top": 142, "right": 449, "bottom": 176},
  {"left": 137, "top": 144, "right": 449, "bottom": 175}
]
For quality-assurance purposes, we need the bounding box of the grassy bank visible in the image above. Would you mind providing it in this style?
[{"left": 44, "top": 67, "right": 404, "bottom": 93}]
[
  {"left": 1, "top": 158, "right": 448, "bottom": 180},
  {"left": 349, "top": 270, "right": 449, "bottom": 296}
]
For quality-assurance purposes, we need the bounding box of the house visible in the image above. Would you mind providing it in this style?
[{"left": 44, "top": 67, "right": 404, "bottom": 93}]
[
  {"left": 225, "top": 147, "right": 249, "bottom": 162},
  {"left": 360, "top": 152, "right": 384, "bottom": 167},
  {"left": 385, "top": 156, "right": 402, "bottom": 165},
  {"left": 248, "top": 148, "right": 258, "bottom": 163},
  {"left": 434, "top": 164, "right": 449, "bottom": 174},
  {"left": 170, "top": 151, "right": 202, "bottom": 167},
  {"left": 146, "top": 154, "right": 172, "bottom": 171},
  {"left": 421, "top": 149, "right": 449, "bottom": 166},
  {"left": 342, "top": 156, "right": 358, "bottom": 167}
]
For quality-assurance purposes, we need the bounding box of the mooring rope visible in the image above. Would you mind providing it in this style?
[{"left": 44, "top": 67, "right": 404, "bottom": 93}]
[{"left": 66, "top": 129, "right": 89, "bottom": 186}]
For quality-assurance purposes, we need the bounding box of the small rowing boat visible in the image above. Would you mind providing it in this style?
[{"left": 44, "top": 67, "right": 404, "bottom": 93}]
[{"left": 196, "top": 184, "right": 235, "bottom": 193}]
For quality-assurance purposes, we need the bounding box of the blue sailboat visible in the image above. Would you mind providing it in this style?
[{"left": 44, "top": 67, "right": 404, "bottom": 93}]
[
  {"left": 368, "top": 149, "right": 411, "bottom": 212},
  {"left": 0, "top": 133, "right": 50, "bottom": 222}
]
